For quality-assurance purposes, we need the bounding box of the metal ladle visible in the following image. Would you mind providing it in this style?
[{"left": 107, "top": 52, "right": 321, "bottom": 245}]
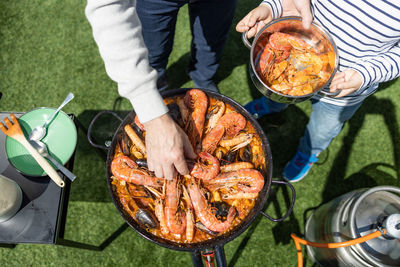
[
  {"left": 29, "top": 139, "right": 76, "bottom": 182},
  {"left": 29, "top": 92, "right": 74, "bottom": 141}
]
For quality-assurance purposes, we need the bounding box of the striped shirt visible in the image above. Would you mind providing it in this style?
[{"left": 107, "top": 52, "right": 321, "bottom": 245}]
[{"left": 262, "top": 0, "right": 400, "bottom": 106}]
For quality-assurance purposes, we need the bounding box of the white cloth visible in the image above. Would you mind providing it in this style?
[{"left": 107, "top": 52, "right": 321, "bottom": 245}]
[{"left": 85, "top": 0, "right": 168, "bottom": 123}]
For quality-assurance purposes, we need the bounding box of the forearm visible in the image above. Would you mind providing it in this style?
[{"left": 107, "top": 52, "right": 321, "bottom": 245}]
[
  {"left": 85, "top": 0, "right": 168, "bottom": 123},
  {"left": 352, "top": 44, "right": 400, "bottom": 89}
]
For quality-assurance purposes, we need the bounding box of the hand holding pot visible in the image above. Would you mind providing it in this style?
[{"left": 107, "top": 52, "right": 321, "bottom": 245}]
[
  {"left": 236, "top": 0, "right": 313, "bottom": 38},
  {"left": 330, "top": 69, "right": 363, "bottom": 98},
  {"left": 236, "top": 5, "right": 272, "bottom": 38},
  {"left": 143, "top": 113, "right": 196, "bottom": 180}
]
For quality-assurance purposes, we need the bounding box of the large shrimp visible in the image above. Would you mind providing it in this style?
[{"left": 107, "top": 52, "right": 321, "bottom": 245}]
[
  {"left": 145, "top": 185, "right": 169, "bottom": 235},
  {"left": 111, "top": 156, "right": 164, "bottom": 187},
  {"left": 184, "top": 89, "right": 208, "bottom": 151},
  {"left": 164, "top": 178, "right": 186, "bottom": 235},
  {"left": 182, "top": 185, "right": 194, "bottom": 242},
  {"left": 205, "top": 101, "right": 225, "bottom": 134},
  {"left": 187, "top": 179, "right": 237, "bottom": 233},
  {"left": 220, "top": 162, "right": 254, "bottom": 173},
  {"left": 220, "top": 133, "right": 253, "bottom": 152},
  {"left": 202, "top": 112, "right": 246, "bottom": 153},
  {"left": 205, "top": 169, "right": 264, "bottom": 194},
  {"left": 191, "top": 152, "right": 220, "bottom": 181}
]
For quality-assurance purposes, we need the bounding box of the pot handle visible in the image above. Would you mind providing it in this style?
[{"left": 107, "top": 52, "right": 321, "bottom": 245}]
[
  {"left": 260, "top": 180, "right": 296, "bottom": 222},
  {"left": 87, "top": 110, "right": 123, "bottom": 150},
  {"left": 242, "top": 32, "right": 252, "bottom": 49},
  {"left": 318, "top": 87, "right": 341, "bottom": 97}
]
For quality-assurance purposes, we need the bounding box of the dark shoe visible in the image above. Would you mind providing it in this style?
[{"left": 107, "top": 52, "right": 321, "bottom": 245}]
[{"left": 283, "top": 151, "right": 319, "bottom": 182}]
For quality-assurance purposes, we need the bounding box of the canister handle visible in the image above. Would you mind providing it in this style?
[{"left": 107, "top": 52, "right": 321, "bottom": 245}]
[{"left": 242, "top": 32, "right": 252, "bottom": 49}]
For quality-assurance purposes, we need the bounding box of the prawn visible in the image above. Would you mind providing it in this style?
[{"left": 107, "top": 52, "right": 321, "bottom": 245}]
[
  {"left": 205, "top": 101, "right": 225, "bottom": 134},
  {"left": 184, "top": 89, "right": 208, "bottom": 151},
  {"left": 220, "top": 162, "right": 254, "bottom": 173},
  {"left": 202, "top": 112, "right": 246, "bottom": 153},
  {"left": 164, "top": 178, "right": 186, "bottom": 235},
  {"left": 191, "top": 152, "right": 220, "bottom": 181},
  {"left": 111, "top": 156, "right": 164, "bottom": 187},
  {"left": 187, "top": 179, "right": 237, "bottom": 233},
  {"left": 205, "top": 169, "right": 264, "bottom": 194}
]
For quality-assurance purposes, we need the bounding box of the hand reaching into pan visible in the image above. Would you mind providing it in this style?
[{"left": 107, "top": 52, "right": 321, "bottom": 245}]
[{"left": 144, "top": 113, "right": 197, "bottom": 180}]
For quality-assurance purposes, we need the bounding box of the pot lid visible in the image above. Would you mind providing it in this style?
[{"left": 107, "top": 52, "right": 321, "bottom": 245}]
[{"left": 352, "top": 189, "right": 400, "bottom": 266}]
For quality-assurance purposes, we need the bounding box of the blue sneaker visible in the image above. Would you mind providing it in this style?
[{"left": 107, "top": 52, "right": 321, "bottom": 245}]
[
  {"left": 244, "top": 97, "right": 273, "bottom": 118},
  {"left": 283, "top": 151, "right": 319, "bottom": 182}
]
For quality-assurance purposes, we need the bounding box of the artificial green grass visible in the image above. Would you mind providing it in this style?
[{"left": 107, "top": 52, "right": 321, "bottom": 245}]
[{"left": 1, "top": 1, "right": 399, "bottom": 266}]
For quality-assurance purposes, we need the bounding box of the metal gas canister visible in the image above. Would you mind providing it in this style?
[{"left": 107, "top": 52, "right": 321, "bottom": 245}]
[{"left": 305, "top": 186, "right": 400, "bottom": 266}]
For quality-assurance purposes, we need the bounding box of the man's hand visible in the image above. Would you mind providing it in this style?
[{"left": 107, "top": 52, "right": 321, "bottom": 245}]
[
  {"left": 330, "top": 69, "right": 363, "bottom": 98},
  {"left": 143, "top": 113, "right": 197, "bottom": 180}
]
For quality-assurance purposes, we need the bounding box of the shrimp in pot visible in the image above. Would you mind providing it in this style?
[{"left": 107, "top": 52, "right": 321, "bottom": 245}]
[
  {"left": 205, "top": 101, "right": 225, "bottom": 134},
  {"left": 145, "top": 185, "right": 169, "bottom": 235},
  {"left": 184, "top": 89, "right": 208, "bottom": 151},
  {"left": 164, "top": 178, "right": 186, "bottom": 235},
  {"left": 111, "top": 156, "right": 164, "bottom": 187},
  {"left": 191, "top": 152, "right": 220, "bottom": 181},
  {"left": 202, "top": 112, "right": 246, "bottom": 153},
  {"left": 205, "top": 169, "right": 264, "bottom": 194},
  {"left": 187, "top": 179, "right": 237, "bottom": 233},
  {"left": 220, "top": 162, "right": 254, "bottom": 173},
  {"left": 182, "top": 185, "right": 194, "bottom": 242},
  {"left": 220, "top": 133, "right": 253, "bottom": 152},
  {"left": 220, "top": 112, "right": 246, "bottom": 138}
]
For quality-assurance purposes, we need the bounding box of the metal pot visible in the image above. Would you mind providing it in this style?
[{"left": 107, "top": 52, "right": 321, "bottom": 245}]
[
  {"left": 87, "top": 88, "right": 295, "bottom": 259},
  {"left": 305, "top": 186, "right": 400, "bottom": 267},
  {"left": 242, "top": 16, "right": 339, "bottom": 104}
]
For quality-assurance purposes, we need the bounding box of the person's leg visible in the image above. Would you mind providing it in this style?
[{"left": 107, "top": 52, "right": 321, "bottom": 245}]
[
  {"left": 187, "top": 0, "right": 237, "bottom": 92},
  {"left": 136, "top": 0, "right": 185, "bottom": 90},
  {"left": 283, "top": 99, "right": 363, "bottom": 182}
]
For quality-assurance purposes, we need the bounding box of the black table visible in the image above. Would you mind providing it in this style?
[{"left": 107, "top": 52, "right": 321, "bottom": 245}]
[
  {"left": 0, "top": 111, "right": 117, "bottom": 251},
  {"left": 0, "top": 111, "right": 72, "bottom": 246}
]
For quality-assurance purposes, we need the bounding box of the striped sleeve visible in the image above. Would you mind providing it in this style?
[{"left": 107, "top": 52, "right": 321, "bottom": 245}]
[
  {"left": 352, "top": 43, "right": 400, "bottom": 89},
  {"left": 261, "top": 0, "right": 283, "bottom": 19}
]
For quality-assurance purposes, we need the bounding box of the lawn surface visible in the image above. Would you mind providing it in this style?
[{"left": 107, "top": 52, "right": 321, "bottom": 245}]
[{"left": 1, "top": 1, "right": 399, "bottom": 266}]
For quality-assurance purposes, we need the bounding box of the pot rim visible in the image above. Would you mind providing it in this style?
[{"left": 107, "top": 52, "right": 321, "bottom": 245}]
[{"left": 250, "top": 16, "right": 339, "bottom": 99}]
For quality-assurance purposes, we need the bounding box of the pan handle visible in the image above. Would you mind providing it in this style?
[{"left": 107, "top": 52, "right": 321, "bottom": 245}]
[
  {"left": 242, "top": 32, "right": 252, "bottom": 49},
  {"left": 87, "top": 110, "right": 123, "bottom": 150},
  {"left": 260, "top": 180, "right": 296, "bottom": 222}
]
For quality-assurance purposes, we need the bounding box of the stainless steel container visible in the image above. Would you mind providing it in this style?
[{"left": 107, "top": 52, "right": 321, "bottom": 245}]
[
  {"left": 0, "top": 174, "right": 22, "bottom": 223},
  {"left": 305, "top": 186, "right": 400, "bottom": 266},
  {"left": 242, "top": 16, "right": 339, "bottom": 104}
]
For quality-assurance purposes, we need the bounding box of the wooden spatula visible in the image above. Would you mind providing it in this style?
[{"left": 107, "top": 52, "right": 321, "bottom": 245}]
[{"left": 0, "top": 114, "right": 65, "bottom": 187}]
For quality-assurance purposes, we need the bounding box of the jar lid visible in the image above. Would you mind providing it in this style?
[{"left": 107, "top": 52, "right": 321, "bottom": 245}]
[{"left": 351, "top": 188, "right": 400, "bottom": 266}]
